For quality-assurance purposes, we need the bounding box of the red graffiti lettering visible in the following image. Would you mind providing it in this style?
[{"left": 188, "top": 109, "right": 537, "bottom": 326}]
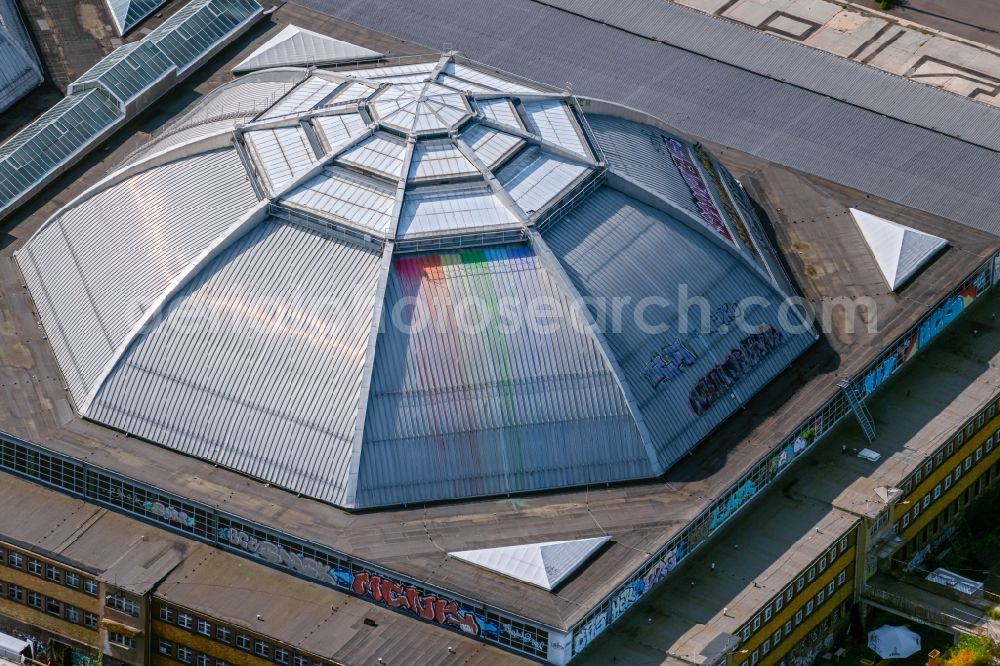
[{"left": 351, "top": 571, "right": 480, "bottom": 637}]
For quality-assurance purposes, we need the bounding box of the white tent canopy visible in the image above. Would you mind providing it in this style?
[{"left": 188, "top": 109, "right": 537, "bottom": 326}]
[
  {"left": 868, "top": 624, "right": 921, "bottom": 659},
  {"left": 234, "top": 25, "right": 383, "bottom": 73},
  {"left": 0, "top": 632, "right": 30, "bottom": 661}
]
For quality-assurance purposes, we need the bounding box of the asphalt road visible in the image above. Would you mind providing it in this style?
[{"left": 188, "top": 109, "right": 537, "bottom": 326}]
[{"left": 895, "top": 0, "right": 1000, "bottom": 48}]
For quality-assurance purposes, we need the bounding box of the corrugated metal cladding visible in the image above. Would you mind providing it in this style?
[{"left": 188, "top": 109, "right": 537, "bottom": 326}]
[
  {"left": 170, "top": 71, "right": 302, "bottom": 130},
  {"left": 523, "top": 100, "right": 589, "bottom": 159},
  {"left": 586, "top": 114, "right": 699, "bottom": 221},
  {"left": 357, "top": 244, "right": 649, "bottom": 507},
  {"left": 300, "top": 0, "right": 1000, "bottom": 235},
  {"left": 396, "top": 185, "right": 519, "bottom": 237},
  {"left": 232, "top": 25, "right": 383, "bottom": 74},
  {"left": 498, "top": 147, "right": 589, "bottom": 215},
  {"left": 441, "top": 61, "right": 549, "bottom": 94},
  {"left": 543, "top": 187, "right": 814, "bottom": 468},
  {"left": 261, "top": 75, "right": 340, "bottom": 119},
  {"left": 16, "top": 149, "right": 257, "bottom": 404},
  {"left": 89, "top": 220, "right": 383, "bottom": 505},
  {"left": 0, "top": 0, "right": 41, "bottom": 113},
  {"left": 244, "top": 126, "right": 318, "bottom": 192},
  {"left": 312, "top": 113, "right": 368, "bottom": 154}
]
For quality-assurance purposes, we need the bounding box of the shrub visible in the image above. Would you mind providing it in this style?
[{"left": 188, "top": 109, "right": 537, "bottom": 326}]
[{"left": 879, "top": 0, "right": 893, "bottom": 9}]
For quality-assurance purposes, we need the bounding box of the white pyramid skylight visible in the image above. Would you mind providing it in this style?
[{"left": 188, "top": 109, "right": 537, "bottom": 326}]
[
  {"left": 850, "top": 208, "right": 948, "bottom": 291},
  {"left": 450, "top": 536, "right": 610, "bottom": 591},
  {"left": 233, "top": 25, "right": 383, "bottom": 74}
]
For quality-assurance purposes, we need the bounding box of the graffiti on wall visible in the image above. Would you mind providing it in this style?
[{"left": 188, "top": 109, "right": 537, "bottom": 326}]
[
  {"left": 664, "top": 137, "right": 734, "bottom": 243},
  {"left": 572, "top": 540, "right": 688, "bottom": 654},
  {"left": 694, "top": 145, "right": 757, "bottom": 256},
  {"left": 642, "top": 304, "right": 740, "bottom": 388},
  {"left": 860, "top": 281, "right": 981, "bottom": 397},
  {"left": 109, "top": 487, "right": 196, "bottom": 529},
  {"left": 334, "top": 567, "right": 497, "bottom": 639},
  {"left": 904, "top": 525, "right": 957, "bottom": 573},
  {"left": 219, "top": 527, "right": 330, "bottom": 582},
  {"left": 689, "top": 325, "right": 783, "bottom": 415},
  {"left": 709, "top": 479, "right": 757, "bottom": 531}
]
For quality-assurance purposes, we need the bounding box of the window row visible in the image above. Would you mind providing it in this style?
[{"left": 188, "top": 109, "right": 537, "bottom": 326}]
[
  {"left": 739, "top": 568, "right": 851, "bottom": 665},
  {"left": 0, "top": 579, "right": 98, "bottom": 628},
  {"left": 897, "top": 441, "right": 995, "bottom": 533},
  {"left": 0, "top": 546, "right": 98, "bottom": 595},
  {"left": 157, "top": 605, "right": 329, "bottom": 666},
  {"left": 737, "top": 534, "right": 852, "bottom": 644},
  {"left": 901, "top": 402, "right": 999, "bottom": 500}
]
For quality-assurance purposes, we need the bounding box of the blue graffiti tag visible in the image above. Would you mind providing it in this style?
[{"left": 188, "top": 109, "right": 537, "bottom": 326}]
[{"left": 709, "top": 479, "right": 757, "bottom": 531}]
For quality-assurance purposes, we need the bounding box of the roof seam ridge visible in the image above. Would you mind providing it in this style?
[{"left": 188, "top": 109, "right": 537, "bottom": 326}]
[{"left": 78, "top": 200, "right": 271, "bottom": 415}]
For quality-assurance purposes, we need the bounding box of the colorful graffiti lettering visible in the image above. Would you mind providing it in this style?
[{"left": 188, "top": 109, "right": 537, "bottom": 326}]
[
  {"left": 501, "top": 624, "right": 547, "bottom": 653},
  {"left": 664, "top": 138, "right": 733, "bottom": 242},
  {"left": 643, "top": 340, "right": 697, "bottom": 386},
  {"left": 573, "top": 612, "right": 607, "bottom": 654},
  {"left": 144, "top": 500, "right": 196, "bottom": 528},
  {"left": 343, "top": 570, "right": 491, "bottom": 637},
  {"left": 709, "top": 479, "right": 757, "bottom": 530},
  {"left": 572, "top": 540, "right": 688, "bottom": 655},
  {"left": 218, "top": 527, "right": 329, "bottom": 581},
  {"left": 860, "top": 283, "right": 979, "bottom": 397},
  {"left": 695, "top": 145, "right": 757, "bottom": 255},
  {"left": 689, "top": 325, "right": 783, "bottom": 415}
]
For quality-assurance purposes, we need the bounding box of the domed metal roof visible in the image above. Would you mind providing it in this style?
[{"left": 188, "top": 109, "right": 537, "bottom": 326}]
[{"left": 15, "top": 46, "right": 815, "bottom": 509}]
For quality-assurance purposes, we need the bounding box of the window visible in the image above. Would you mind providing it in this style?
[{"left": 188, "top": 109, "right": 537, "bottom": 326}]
[
  {"left": 177, "top": 646, "right": 192, "bottom": 663},
  {"left": 27, "top": 558, "right": 42, "bottom": 576},
  {"left": 275, "top": 648, "right": 290, "bottom": 664},
  {"left": 7, "top": 584, "right": 22, "bottom": 602},
  {"left": 977, "top": 447, "right": 984, "bottom": 462},
  {"left": 762, "top": 639, "right": 771, "bottom": 655},
  {"left": 773, "top": 628, "right": 782, "bottom": 645},
  {"left": 294, "top": 657, "right": 308, "bottom": 666},
  {"left": 46, "top": 566, "right": 61, "bottom": 583},
  {"left": 217, "top": 661, "right": 231, "bottom": 666},
  {"left": 751, "top": 649, "right": 760, "bottom": 665},
  {"left": 785, "top": 586, "right": 793, "bottom": 602},
  {"left": 840, "top": 536, "right": 848, "bottom": 553},
  {"left": 197, "top": 619, "right": 210, "bottom": 636},
  {"left": 764, "top": 607, "right": 772, "bottom": 622},
  {"left": 66, "top": 606, "right": 80, "bottom": 623},
  {"left": 914, "top": 469, "right": 922, "bottom": 485},
  {"left": 84, "top": 612, "right": 99, "bottom": 628},
  {"left": 924, "top": 461, "right": 933, "bottom": 476},
  {"left": 84, "top": 579, "right": 98, "bottom": 596},
  {"left": 775, "top": 596, "right": 783, "bottom": 612},
  {"left": 912, "top": 503, "right": 920, "bottom": 519},
  {"left": 936, "top": 451, "right": 944, "bottom": 465},
  {"left": 818, "top": 557, "right": 827, "bottom": 573},
  {"left": 65, "top": 572, "right": 80, "bottom": 589},
  {"left": 903, "top": 479, "right": 912, "bottom": 494},
  {"left": 817, "top": 589, "right": 825, "bottom": 605},
  {"left": 216, "top": 626, "right": 232, "bottom": 644},
  {"left": 106, "top": 593, "right": 139, "bottom": 617},
  {"left": 197, "top": 656, "right": 210, "bottom": 666},
  {"left": 753, "top": 616, "right": 761, "bottom": 631},
  {"left": 159, "top": 606, "right": 174, "bottom": 623},
  {"left": 0, "top": 547, "right": 4, "bottom": 563},
  {"left": 158, "top": 640, "right": 173, "bottom": 656},
  {"left": 796, "top": 577, "right": 804, "bottom": 592},
  {"left": 46, "top": 598, "right": 62, "bottom": 616},
  {"left": 794, "top": 610, "right": 803, "bottom": 625},
  {"left": 236, "top": 634, "right": 251, "bottom": 651},
  {"left": 954, "top": 465, "right": 962, "bottom": 481},
  {"left": 923, "top": 495, "right": 931, "bottom": 509},
  {"left": 742, "top": 626, "right": 750, "bottom": 641},
  {"left": 966, "top": 423, "right": 974, "bottom": 438},
  {"left": 978, "top": 413, "right": 985, "bottom": 428},
  {"left": 902, "top": 514, "right": 910, "bottom": 528},
  {"left": 27, "top": 591, "right": 42, "bottom": 608},
  {"left": 109, "top": 632, "right": 135, "bottom": 650},
  {"left": 934, "top": 484, "right": 942, "bottom": 499},
  {"left": 807, "top": 566, "right": 816, "bottom": 582},
  {"left": 254, "top": 640, "right": 270, "bottom": 658},
  {"left": 785, "top": 620, "right": 793, "bottom": 635},
  {"left": 947, "top": 441, "right": 955, "bottom": 456},
  {"left": 988, "top": 437, "right": 994, "bottom": 453},
  {"left": 945, "top": 476, "right": 953, "bottom": 491},
  {"left": 178, "top": 613, "right": 193, "bottom": 629},
  {"left": 965, "top": 456, "right": 973, "bottom": 471}
]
